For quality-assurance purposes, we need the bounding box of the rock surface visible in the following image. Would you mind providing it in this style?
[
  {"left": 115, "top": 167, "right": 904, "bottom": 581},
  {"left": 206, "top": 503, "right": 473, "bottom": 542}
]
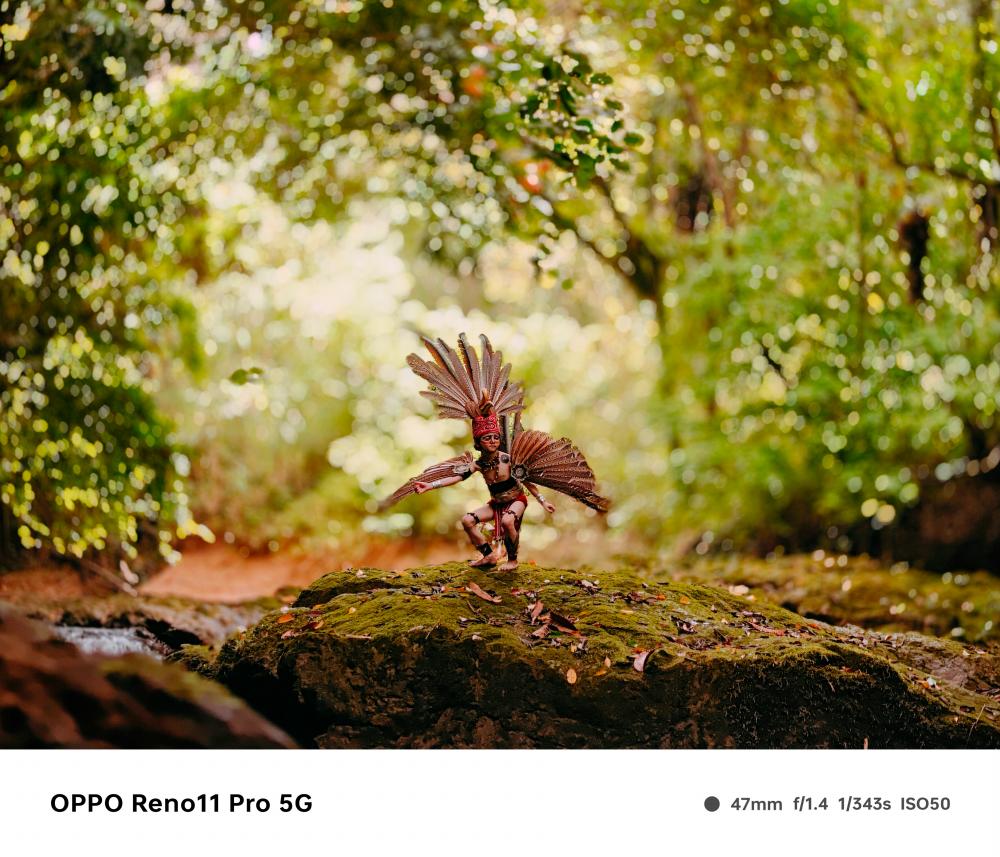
[
  {"left": 0, "top": 608, "right": 295, "bottom": 748},
  {"left": 651, "top": 554, "right": 1000, "bottom": 642},
  {"left": 211, "top": 563, "right": 1000, "bottom": 749}
]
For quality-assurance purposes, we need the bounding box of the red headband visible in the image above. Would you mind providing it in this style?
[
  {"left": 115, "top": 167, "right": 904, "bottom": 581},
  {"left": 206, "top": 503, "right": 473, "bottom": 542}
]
[{"left": 472, "top": 410, "right": 500, "bottom": 438}]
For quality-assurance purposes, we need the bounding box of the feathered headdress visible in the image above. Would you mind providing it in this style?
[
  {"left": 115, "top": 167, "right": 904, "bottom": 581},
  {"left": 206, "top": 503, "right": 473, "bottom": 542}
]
[{"left": 406, "top": 333, "right": 524, "bottom": 435}]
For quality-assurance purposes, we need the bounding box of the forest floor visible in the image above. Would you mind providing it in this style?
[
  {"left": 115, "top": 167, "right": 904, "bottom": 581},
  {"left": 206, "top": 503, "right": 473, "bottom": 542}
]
[
  {"left": 2, "top": 537, "right": 997, "bottom": 645},
  {"left": 0, "top": 539, "right": 461, "bottom": 604}
]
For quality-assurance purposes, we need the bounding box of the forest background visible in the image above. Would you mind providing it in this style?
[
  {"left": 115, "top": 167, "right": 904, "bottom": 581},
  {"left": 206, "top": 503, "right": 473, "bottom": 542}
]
[{"left": 3, "top": 0, "right": 1000, "bottom": 586}]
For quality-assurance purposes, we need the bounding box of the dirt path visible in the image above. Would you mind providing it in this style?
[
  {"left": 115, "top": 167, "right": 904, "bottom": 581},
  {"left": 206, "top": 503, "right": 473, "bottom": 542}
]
[
  {"left": 2, "top": 529, "right": 629, "bottom": 605},
  {"left": 140, "top": 539, "right": 462, "bottom": 602}
]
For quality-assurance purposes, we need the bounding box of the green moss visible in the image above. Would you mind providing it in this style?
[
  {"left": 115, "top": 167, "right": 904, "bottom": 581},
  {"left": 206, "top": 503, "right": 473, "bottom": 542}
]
[
  {"left": 214, "top": 562, "right": 1000, "bottom": 749},
  {"left": 644, "top": 554, "right": 1000, "bottom": 642},
  {"left": 166, "top": 644, "right": 218, "bottom": 678}
]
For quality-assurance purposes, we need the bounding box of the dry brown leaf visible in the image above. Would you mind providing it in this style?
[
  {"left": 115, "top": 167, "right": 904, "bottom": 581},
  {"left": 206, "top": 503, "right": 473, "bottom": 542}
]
[
  {"left": 348, "top": 606, "right": 357, "bottom": 614},
  {"left": 531, "top": 624, "right": 550, "bottom": 639},
  {"left": 679, "top": 596, "right": 690, "bottom": 605},
  {"left": 280, "top": 629, "right": 299, "bottom": 639},
  {"left": 277, "top": 614, "right": 294, "bottom": 625},
  {"left": 595, "top": 668, "right": 608, "bottom": 677},
  {"left": 307, "top": 619, "right": 324, "bottom": 630},
  {"left": 466, "top": 582, "right": 501, "bottom": 604},
  {"left": 566, "top": 668, "right": 577, "bottom": 685},
  {"left": 529, "top": 601, "right": 545, "bottom": 623},
  {"left": 548, "top": 611, "right": 578, "bottom": 633},
  {"left": 604, "top": 656, "right": 612, "bottom": 668},
  {"left": 633, "top": 650, "right": 651, "bottom": 673}
]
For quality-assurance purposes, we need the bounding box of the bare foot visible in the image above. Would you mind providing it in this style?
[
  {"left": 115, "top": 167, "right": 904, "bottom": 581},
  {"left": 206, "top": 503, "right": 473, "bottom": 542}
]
[
  {"left": 470, "top": 550, "right": 501, "bottom": 567},
  {"left": 498, "top": 560, "right": 518, "bottom": 572}
]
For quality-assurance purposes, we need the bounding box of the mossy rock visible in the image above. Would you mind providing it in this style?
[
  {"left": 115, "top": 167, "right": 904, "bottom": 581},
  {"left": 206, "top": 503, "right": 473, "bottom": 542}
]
[
  {"left": 213, "top": 563, "right": 1000, "bottom": 749},
  {"left": 650, "top": 555, "right": 1000, "bottom": 642}
]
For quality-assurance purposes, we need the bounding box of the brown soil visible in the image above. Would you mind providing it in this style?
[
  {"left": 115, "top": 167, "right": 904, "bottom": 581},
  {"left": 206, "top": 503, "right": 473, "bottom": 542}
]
[
  {"left": 139, "top": 539, "right": 462, "bottom": 602},
  {"left": 0, "top": 530, "right": 633, "bottom": 606},
  {"left": 0, "top": 565, "right": 113, "bottom": 602}
]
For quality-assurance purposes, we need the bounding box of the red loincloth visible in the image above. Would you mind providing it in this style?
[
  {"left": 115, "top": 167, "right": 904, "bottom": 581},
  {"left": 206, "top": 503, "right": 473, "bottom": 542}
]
[{"left": 488, "top": 492, "right": 527, "bottom": 542}]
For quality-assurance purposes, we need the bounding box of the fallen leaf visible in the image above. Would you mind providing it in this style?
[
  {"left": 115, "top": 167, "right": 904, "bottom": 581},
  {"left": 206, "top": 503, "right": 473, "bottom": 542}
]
[
  {"left": 471, "top": 634, "right": 483, "bottom": 641},
  {"left": 548, "top": 611, "right": 579, "bottom": 635},
  {"left": 595, "top": 668, "right": 608, "bottom": 677},
  {"left": 633, "top": 650, "right": 651, "bottom": 672},
  {"left": 566, "top": 668, "right": 577, "bottom": 685},
  {"left": 746, "top": 619, "right": 785, "bottom": 635},
  {"left": 531, "top": 624, "right": 550, "bottom": 639},
  {"left": 679, "top": 596, "right": 690, "bottom": 605},
  {"left": 604, "top": 656, "right": 612, "bottom": 668},
  {"left": 348, "top": 606, "right": 357, "bottom": 614},
  {"left": 619, "top": 608, "right": 635, "bottom": 615},
  {"left": 280, "top": 629, "right": 299, "bottom": 639},
  {"left": 529, "top": 601, "right": 545, "bottom": 623},
  {"left": 307, "top": 619, "right": 324, "bottom": 630},
  {"left": 466, "top": 582, "right": 501, "bottom": 604},
  {"left": 277, "top": 614, "right": 294, "bottom": 625}
]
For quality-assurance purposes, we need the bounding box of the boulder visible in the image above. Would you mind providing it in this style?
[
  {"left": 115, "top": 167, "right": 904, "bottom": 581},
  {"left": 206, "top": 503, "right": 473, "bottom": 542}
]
[
  {"left": 0, "top": 608, "right": 295, "bottom": 748},
  {"left": 212, "top": 563, "right": 1000, "bottom": 748}
]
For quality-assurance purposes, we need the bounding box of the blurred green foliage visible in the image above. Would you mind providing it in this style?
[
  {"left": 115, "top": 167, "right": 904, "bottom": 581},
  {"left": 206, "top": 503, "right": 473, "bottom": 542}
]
[
  {"left": 1, "top": 0, "right": 630, "bottom": 563},
  {"left": 3, "top": 0, "right": 1000, "bottom": 567},
  {"left": 507, "top": 0, "right": 1000, "bottom": 553},
  {"left": 1, "top": 2, "right": 200, "bottom": 561}
]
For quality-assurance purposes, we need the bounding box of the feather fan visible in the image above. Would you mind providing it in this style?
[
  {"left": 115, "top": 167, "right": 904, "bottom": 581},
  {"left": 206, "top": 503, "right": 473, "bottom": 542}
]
[
  {"left": 510, "top": 429, "right": 610, "bottom": 513},
  {"left": 406, "top": 333, "right": 524, "bottom": 421}
]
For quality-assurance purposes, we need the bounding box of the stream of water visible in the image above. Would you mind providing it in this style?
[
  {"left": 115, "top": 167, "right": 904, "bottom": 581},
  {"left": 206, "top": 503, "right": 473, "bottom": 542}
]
[{"left": 50, "top": 626, "right": 168, "bottom": 658}]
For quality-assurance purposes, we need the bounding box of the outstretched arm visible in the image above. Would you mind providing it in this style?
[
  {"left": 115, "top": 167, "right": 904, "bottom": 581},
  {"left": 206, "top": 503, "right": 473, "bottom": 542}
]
[
  {"left": 525, "top": 482, "right": 556, "bottom": 514},
  {"left": 414, "top": 474, "right": 465, "bottom": 494},
  {"left": 379, "top": 452, "right": 476, "bottom": 510}
]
